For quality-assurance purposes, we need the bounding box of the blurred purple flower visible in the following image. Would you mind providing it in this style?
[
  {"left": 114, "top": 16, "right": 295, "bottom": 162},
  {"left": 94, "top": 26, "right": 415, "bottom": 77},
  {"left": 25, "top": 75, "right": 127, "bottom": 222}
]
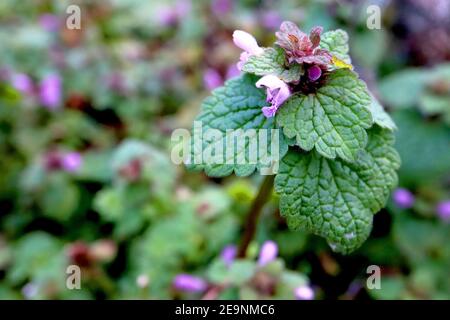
[
  {"left": 256, "top": 75, "right": 291, "bottom": 118},
  {"left": 61, "top": 152, "right": 82, "bottom": 172},
  {"left": 258, "top": 240, "right": 278, "bottom": 266},
  {"left": 392, "top": 188, "right": 415, "bottom": 209},
  {"left": 261, "top": 10, "right": 282, "bottom": 31},
  {"left": 220, "top": 245, "right": 237, "bottom": 266},
  {"left": 106, "top": 73, "right": 128, "bottom": 95},
  {"left": 39, "top": 74, "right": 62, "bottom": 110},
  {"left": 294, "top": 285, "right": 315, "bottom": 300},
  {"left": 11, "top": 73, "right": 34, "bottom": 95},
  {"left": 175, "top": 0, "right": 191, "bottom": 17},
  {"left": 173, "top": 274, "right": 207, "bottom": 293},
  {"left": 226, "top": 64, "right": 240, "bottom": 79},
  {"left": 157, "top": 7, "right": 178, "bottom": 27},
  {"left": 233, "top": 30, "right": 264, "bottom": 70},
  {"left": 307, "top": 65, "right": 322, "bottom": 81},
  {"left": 39, "top": 14, "right": 60, "bottom": 32},
  {"left": 211, "top": 0, "right": 233, "bottom": 16},
  {"left": 22, "top": 282, "right": 38, "bottom": 299},
  {"left": 156, "top": 0, "right": 191, "bottom": 27},
  {"left": 203, "top": 68, "right": 223, "bottom": 90},
  {"left": 436, "top": 200, "right": 450, "bottom": 222}
]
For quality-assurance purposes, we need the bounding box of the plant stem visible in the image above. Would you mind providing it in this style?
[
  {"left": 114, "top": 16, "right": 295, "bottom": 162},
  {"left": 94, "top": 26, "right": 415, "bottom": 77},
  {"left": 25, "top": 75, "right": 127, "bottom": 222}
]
[{"left": 237, "top": 174, "right": 275, "bottom": 258}]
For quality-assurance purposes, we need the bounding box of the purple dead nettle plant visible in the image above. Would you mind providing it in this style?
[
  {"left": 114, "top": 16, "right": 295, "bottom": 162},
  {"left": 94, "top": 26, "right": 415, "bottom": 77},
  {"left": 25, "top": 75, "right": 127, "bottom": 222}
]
[
  {"left": 186, "top": 20, "right": 400, "bottom": 255},
  {"left": 232, "top": 30, "right": 264, "bottom": 71},
  {"left": 232, "top": 22, "right": 335, "bottom": 118}
]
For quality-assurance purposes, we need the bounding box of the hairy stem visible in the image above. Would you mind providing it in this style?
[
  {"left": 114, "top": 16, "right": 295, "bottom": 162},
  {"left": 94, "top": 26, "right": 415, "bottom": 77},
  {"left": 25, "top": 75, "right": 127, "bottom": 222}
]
[{"left": 238, "top": 175, "right": 275, "bottom": 257}]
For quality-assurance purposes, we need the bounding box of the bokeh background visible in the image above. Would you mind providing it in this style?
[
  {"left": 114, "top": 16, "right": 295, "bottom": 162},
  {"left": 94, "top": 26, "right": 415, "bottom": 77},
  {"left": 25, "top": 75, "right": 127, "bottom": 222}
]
[{"left": 0, "top": 0, "right": 449, "bottom": 300}]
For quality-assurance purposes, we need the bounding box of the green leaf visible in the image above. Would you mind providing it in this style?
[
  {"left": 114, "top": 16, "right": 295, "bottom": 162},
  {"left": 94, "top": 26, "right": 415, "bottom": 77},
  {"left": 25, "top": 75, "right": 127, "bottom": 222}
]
[
  {"left": 274, "top": 127, "right": 400, "bottom": 254},
  {"left": 369, "top": 93, "right": 397, "bottom": 131},
  {"left": 242, "top": 47, "right": 302, "bottom": 83},
  {"left": 112, "top": 139, "right": 175, "bottom": 190},
  {"left": 186, "top": 74, "right": 289, "bottom": 177},
  {"left": 351, "top": 30, "right": 387, "bottom": 68},
  {"left": 277, "top": 69, "right": 372, "bottom": 162},
  {"left": 379, "top": 68, "right": 431, "bottom": 109},
  {"left": 392, "top": 110, "right": 450, "bottom": 185},
  {"left": 39, "top": 175, "right": 80, "bottom": 222},
  {"left": 227, "top": 260, "right": 256, "bottom": 285},
  {"left": 320, "top": 29, "right": 351, "bottom": 64},
  {"left": 377, "top": 64, "right": 450, "bottom": 109}
]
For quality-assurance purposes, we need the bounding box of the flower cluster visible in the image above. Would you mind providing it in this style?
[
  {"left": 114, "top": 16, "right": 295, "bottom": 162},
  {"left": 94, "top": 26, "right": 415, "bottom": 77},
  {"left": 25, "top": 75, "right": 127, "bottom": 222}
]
[
  {"left": 232, "top": 21, "right": 335, "bottom": 118},
  {"left": 171, "top": 241, "right": 314, "bottom": 299},
  {"left": 10, "top": 72, "right": 62, "bottom": 110},
  {"left": 275, "top": 22, "right": 331, "bottom": 67},
  {"left": 44, "top": 150, "right": 83, "bottom": 173}
]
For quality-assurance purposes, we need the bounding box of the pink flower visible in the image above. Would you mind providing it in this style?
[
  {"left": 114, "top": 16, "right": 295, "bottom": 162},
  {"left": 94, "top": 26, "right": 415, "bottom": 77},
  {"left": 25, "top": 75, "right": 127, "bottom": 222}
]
[
  {"left": 294, "top": 285, "right": 315, "bottom": 300},
  {"left": 203, "top": 68, "right": 223, "bottom": 90},
  {"left": 226, "top": 64, "right": 240, "bottom": 79},
  {"left": 156, "top": 0, "right": 191, "bottom": 27},
  {"left": 261, "top": 10, "right": 282, "bottom": 31},
  {"left": 258, "top": 240, "right": 278, "bottom": 266},
  {"left": 220, "top": 245, "right": 237, "bottom": 266},
  {"left": 39, "top": 14, "right": 60, "bottom": 32},
  {"left": 61, "top": 152, "right": 82, "bottom": 172},
  {"left": 392, "top": 188, "right": 415, "bottom": 209},
  {"left": 11, "top": 73, "right": 34, "bottom": 95},
  {"left": 136, "top": 275, "right": 150, "bottom": 288},
  {"left": 39, "top": 74, "right": 61, "bottom": 110},
  {"left": 436, "top": 200, "right": 450, "bottom": 222},
  {"left": 173, "top": 274, "right": 207, "bottom": 293},
  {"left": 232, "top": 30, "right": 264, "bottom": 70},
  {"left": 275, "top": 22, "right": 331, "bottom": 67},
  {"left": 211, "top": 0, "right": 233, "bottom": 16},
  {"left": 256, "top": 75, "right": 291, "bottom": 118}
]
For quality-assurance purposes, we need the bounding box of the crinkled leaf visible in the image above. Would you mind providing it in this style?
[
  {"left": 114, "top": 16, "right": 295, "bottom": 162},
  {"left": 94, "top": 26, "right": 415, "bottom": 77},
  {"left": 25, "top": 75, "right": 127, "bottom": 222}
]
[
  {"left": 369, "top": 93, "right": 397, "bottom": 131},
  {"left": 320, "top": 29, "right": 351, "bottom": 64},
  {"left": 277, "top": 69, "right": 372, "bottom": 162},
  {"left": 274, "top": 127, "right": 400, "bottom": 254},
  {"left": 186, "top": 74, "right": 289, "bottom": 177},
  {"left": 242, "top": 47, "right": 302, "bottom": 83}
]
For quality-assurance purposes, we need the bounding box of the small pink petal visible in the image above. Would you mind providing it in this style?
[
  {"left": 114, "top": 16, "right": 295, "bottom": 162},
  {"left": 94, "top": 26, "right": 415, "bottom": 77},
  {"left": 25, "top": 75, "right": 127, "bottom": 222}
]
[
  {"left": 258, "top": 240, "right": 278, "bottom": 266},
  {"left": 232, "top": 30, "right": 263, "bottom": 55},
  {"left": 294, "top": 285, "right": 315, "bottom": 300},
  {"left": 309, "top": 26, "right": 323, "bottom": 48},
  {"left": 262, "top": 106, "right": 277, "bottom": 118},
  {"left": 255, "top": 74, "right": 285, "bottom": 91},
  {"left": 203, "top": 68, "right": 223, "bottom": 90}
]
